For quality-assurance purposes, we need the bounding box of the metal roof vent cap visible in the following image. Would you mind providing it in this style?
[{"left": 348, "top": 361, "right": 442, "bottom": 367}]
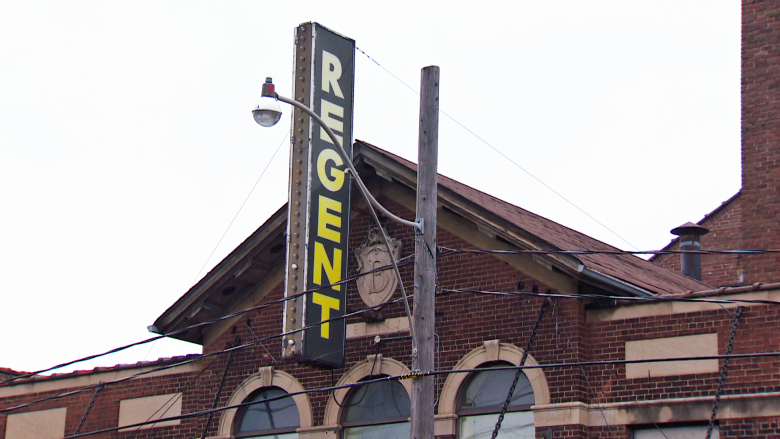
[{"left": 671, "top": 222, "right": 710, "bottom": 281}]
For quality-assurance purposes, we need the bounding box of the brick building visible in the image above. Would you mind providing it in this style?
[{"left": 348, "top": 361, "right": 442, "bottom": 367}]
[{"left": 3, "top": 2, "right": 780, "bottom": 438}]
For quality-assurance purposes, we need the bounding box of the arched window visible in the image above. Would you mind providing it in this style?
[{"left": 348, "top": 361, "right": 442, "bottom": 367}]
[
  {"left": 234, "top": 386, "right": 300, "bottom": 439},
  {"left": 458, "top": 363, "right": 535, "bottom": 439},
  {"left": 342, "top": 377, "right": 411, "bottom": 439}
]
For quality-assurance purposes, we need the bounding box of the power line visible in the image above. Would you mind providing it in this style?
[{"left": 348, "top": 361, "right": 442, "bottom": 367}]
[
  {"left": 440, "top": 287, "right": 780, "bottom": 307},
  {"left": 192, "top": 130, "right": 289, "bottom": 285},
  {"left": 438, "top": 245, "right": 780, "bottom": 256},
  {"left": 354, "top": 46, "right": 639, "bottom": 251},
  {"left": 0, "top": 294, "right": 412, "bottom": 413},
  {"left": 61, "top": 350, "right": 780, "bottom": 439},
  {"left": 5, "top": 247, "right": 777, "bottom": 411},
  {"left": 4, "top": 250, "right": 773, "bottom": 387},
  {"left": 5, "top": 247, "right": 774, "bottom": 388},
  {"left": 7, "top": 271, "right": 775, "bottom": 429},
  {"left": 0, "top": 256, "right": 413, "bottom": 386},
  {"left": 7, "top": 278, "right": 775, "bottom": 415}
]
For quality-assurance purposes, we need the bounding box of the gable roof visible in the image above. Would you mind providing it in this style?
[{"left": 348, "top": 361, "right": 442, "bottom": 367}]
[
  {"left": 355, "top": 141, "right": 710, "bottom": 297},
  {"left": 153, "top": 141, "right": 709, "bottom": 344}
]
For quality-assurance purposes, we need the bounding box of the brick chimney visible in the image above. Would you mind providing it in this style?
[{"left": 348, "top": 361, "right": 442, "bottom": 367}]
[{"left": 741, "top": 1, "right": 780, "bottom": 284}]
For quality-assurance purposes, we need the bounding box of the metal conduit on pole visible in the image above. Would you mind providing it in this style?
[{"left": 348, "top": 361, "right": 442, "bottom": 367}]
[
  {"left": 491, "top": 300, "right": 549, "bottom": 439},
  {"left": 73, "top": 382, "right": 104, "bottom": 436},
  {"left": 705, "top": 306, "right": 743, "bottom": 439},
  {"left": 201, "top": 350, "right": 234, "bottom": 439},
  {"left": 411, "top": 65, "right": 439, "bottom": 439}
]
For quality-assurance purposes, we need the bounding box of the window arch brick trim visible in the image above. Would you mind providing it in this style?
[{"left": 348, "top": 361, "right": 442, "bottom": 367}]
[
  {"left": 218, "top": 366, "right": 313, "bottom": 437},
  {"left": 435, "top": 340, "right": 551, "bottom": 436},
  {"left": 322, "top": 355, "right": 412, "bottom": 429}
]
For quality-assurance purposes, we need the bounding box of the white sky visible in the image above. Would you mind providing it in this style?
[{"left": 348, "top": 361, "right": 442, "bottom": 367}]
[{"left": 0, "top": 1, "right": 741, "bottom": 374}]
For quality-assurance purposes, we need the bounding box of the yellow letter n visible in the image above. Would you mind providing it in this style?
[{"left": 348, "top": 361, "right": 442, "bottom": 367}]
[{"left": 313, "top": 242, "right": 341, "bottom": 291}]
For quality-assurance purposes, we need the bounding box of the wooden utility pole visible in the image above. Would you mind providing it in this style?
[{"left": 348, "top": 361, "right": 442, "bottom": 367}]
[{"left": 411, "top": 65, "right": 439, "bottom": 439}]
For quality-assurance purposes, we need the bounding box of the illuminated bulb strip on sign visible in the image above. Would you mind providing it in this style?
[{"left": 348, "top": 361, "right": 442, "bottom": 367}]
[{"left": 281, "top": 22, "right": 354, "bottom": 368}]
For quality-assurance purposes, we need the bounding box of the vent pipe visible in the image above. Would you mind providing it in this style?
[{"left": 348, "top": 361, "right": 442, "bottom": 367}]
[{"left": 671, "top": 222, "right": 710, "bottom": 281}]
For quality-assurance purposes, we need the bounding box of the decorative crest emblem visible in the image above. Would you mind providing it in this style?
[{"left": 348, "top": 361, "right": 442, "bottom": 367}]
[{"left": 355, "top": 228, "right": 402, "bottom": 307}]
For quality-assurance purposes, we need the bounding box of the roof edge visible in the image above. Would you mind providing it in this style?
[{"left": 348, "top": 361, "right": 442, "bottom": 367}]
[{"left": 651, "top": 190, "right": 742, "bottom": 258}]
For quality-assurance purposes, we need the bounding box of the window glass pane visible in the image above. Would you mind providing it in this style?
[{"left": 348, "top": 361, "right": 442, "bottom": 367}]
[
  {"left": 238, "top": 387, "right": 300, "bottom": 433},
  {"left": 344, "top": 422, "right": 410, "bottom": 439},
  {"left": 634, "top": 426, "right": 718, "bottom": 439},
  {"left": 344, "top": 380, "right": 411, "bottom": 422},
  {"left": 460, "top": 368, "right": 534, "bottom": 410},
  {"left": 459, "top": 411, "right": 534, "bottom": 439}
]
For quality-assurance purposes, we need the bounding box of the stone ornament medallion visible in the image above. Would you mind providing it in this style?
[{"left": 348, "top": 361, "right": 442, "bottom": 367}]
[{"left": 355, "top": 228, "right": 402, "bottom": 307}]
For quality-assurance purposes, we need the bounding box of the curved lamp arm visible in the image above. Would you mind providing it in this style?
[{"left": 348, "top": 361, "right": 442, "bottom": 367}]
[
  {"left": 274, "top": 94, "right": 421, "bottom": 231},
  {"left": 255, "top": 85, "right": 420, "bottom": 348}
]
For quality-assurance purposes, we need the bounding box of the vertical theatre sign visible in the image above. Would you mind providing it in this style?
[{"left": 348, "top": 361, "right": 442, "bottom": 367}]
[{"left": 282, "top": 23, "right": 355, "bottom": 367}]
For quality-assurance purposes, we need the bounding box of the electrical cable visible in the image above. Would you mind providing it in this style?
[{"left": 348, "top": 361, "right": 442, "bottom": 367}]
[
  {"left": 5, "top": 264, "right": 761, "bottom": 424},
  {"left": 0, "top": 255, "right": 413, "bottom": 386},
  {"left": 440, "top": 287, "right": 780, "bottom": 307},
  {"left": 191, "top": 130, "right": 289, "bottom": 285},
  {"left": 201, "top": 349, "right": 234, "bottom": 439},
  {"left": 246, "top": 319, "right": 279, "bottom": 366},
  {"left": 438, "top": 245, "right": 780, "bottom": 256},
  {"left": 4, "top": 254, "right": 771, "bottom": 389},
  {"left": 72, "top": 382, "right": 103, "bottom": 436},
  {"left": 0, "top": 294, "right": 412, "bottom": 414},
  {"left": 354, "top": 46, "right": 639, "bottom": 251},
  {"left": 332, "top": 343, "right": 381, "bottom": 408},
  {"left": 6, "top": 249, "right": 779, "bottom": 413},
  {"left": 60, "top": 350, "right": 780, "bottom": 439},
  {"left": 12, "top": 281, "right": 765, "bottom": 421},
  {"left": 16, "top": 239, "right": 769, "bottom": 386},
  {"left": 706, "top": 306, "right": 743, "bottom": 439},
  {"left": 490, "top": 299, "right": 547, "bottom": 439},
  {"left": 127, "top": 354, "right": 220, "bottom": 436}
]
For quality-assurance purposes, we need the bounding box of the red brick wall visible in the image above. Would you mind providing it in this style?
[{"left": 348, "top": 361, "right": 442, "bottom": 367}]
[
  {"left": 741, "top": 0, "right": 780, "bottom": 284},
  {"left": 721, "top": 416, "right": 780, "bottom": 438},
  {"left": 0, "top": 369, "right": 198, "bottom": 438},
  {"left": 584, "top": 302, "right": 780, "bottom": 439},
  {"left": 586, "top": 303, "right": 780, "bottom": 405}
]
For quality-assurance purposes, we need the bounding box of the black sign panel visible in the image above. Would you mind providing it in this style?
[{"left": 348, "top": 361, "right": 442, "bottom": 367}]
[{"left": 298, "top": 23, "right": 354, "bottom": 367}]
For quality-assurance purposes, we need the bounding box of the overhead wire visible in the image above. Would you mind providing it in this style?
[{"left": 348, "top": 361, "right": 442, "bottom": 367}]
[
  {"left": 128, "top": 354, "right": 221, "bottom": 437},
  {"left": 6, "top": 244, "right": 776, "bottom": 387},
  {"left": 13, "top": 278, "right": 773, "bottom": 414},
  {"left": 0, "top": 254, "right": 414, "bottom": 386},
  {"left": 706, "top": 307, "right": 743, "bottom": 439},
  {"left": 61, "top": 350, "right": 780, "bottom": 439},
  {"left": 438, "top": 245, "right": 780, "bottom": 256},
  {"left": 490, "top": 299, "right": 548, "bottom": 439},
  {"left": 6, "top": 258, "right": 772, "bottom": 429},
  {"left": 441, "top": 287, "right": 780, "bottom": 306},
  {"left": 6, "top": 237, "right": 780, "bottom": 414},
  {"left": 6, "top": 243, "right": 776, "bottom": 388},
  {"left": 0, "top": 293, "right": 413, "bottom": 414},
  {"left": 354, "top": 46, "right": 639, "bottom": 251},
  {"left": 192, "top": 130, "right": 289, "bottom": 285}
]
